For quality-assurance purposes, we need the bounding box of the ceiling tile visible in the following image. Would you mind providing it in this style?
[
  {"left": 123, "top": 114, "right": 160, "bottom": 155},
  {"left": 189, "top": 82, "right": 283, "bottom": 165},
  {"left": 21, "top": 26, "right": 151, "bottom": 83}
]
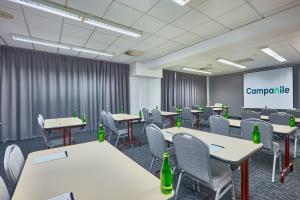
[
  {"left": 197, "top": 0, "right": 245, "bottom": 18},
  {"left": 23, "top": 6, "right": 63, "bottom": 21},
  {"left": 62, "top": 22, "right": 93, "bottom": 39},
  {"left": 148, "top": 0, "right": 191, "bottom": 23},
  {"left": 78, "top": 52, "right": 97, "bottom": 59},
  {"left": 0, "top": 6, "right": 25, "bottom": 25},
  {"left": 140, "top": 35, "right": 167, "bottom": 47},
  {"left": 67, "top": 0, "right": 112, "bottom": 17},
  {"left": 60, "top": 34, "right": 87, "bottom": 46},
  {"left": 172, "top": 10, "right": 210, "bottom": 30},
  {"left": 25, "top": 13, "right": 62, "bottom": 33},
  {"left": 109, "top": 37, "right": 137, "bottom": 49},
  {"left": 131, "top": 42, "right": 155, "bottom": 52},
  {"left": 0, "top": 21, "right": 28, "bottom": 35},
  {"left": 116, "top": 0, "right": 159, "bottom": 12},
  {"left": 155, "top": 24, "right": 185, "bottom": 39},
  {"left": 104, "top": 1, "right": 144, "bottom": 26},
  {"left": 187, "top": 0, "right": 206, "bottom": 8},
  {"left": 173, "top": 32, "right": 204, "bottom": 45},
  {"left": 0, "top": 32, "right": 33, "bottom": 49},
  {"left": 105, "top": 44, "right": 129, "bottom": 55},
  {"left": 30, "top": 28, "right": 60, "bottom": 42},
  {"left": 0, "top": 0, "right": 22, "bottom": 10},
  {"left": 191, "top": 21, "right": 228, "bottom": 38},
  {"left": 89, "top": 31, "right": 117, "bottom": 45},
  {"left": 216, "top": 4, "right": 261, "bottom": 29},
  {"left": 159, "top": 40, "right": 184, "bottom": 51},
  {"left": 112, "top": 54, "right": 132, "bottom": 63},
  {"left": 132, "top": 14, "right": 167, "bottom": 33},
  {"left": 58, "top": 48, "right": 79, "bottom": 56},
  {"left": 248, "top": 0, "right": 300, "bottom": 17},
  {"left": 85, "top": 39, "right": 110, "bottom": 50}
]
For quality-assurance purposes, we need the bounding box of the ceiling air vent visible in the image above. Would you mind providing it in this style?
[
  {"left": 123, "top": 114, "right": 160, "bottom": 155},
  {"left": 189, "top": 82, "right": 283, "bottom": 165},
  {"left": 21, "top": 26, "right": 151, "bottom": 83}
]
[
  {"left": 124, "top": 50, "right": 145, "bottom": 56},
  {"left": 0, "top": 10, "right": 13, "bottom": 19}
]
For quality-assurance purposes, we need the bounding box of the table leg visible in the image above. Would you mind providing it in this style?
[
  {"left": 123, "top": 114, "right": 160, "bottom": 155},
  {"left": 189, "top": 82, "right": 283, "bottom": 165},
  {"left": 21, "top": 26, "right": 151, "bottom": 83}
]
[
  {"left": 63, "top": 128, "right": 66, "bottom": 146},
  {"left": 196, "top": 113, "right": 200, "bottom": 128},
  {"left": 280, "top": 134, "right": 293, "bottom": 183},
  {"left": 68, "top": 128, "right": 72, "bottom": 145},
  {"left": 118, "top": 120, "right": 141, "bottom": 150},
  {"left": 241, "top": 159, "right": 249, "bottom": 200}
]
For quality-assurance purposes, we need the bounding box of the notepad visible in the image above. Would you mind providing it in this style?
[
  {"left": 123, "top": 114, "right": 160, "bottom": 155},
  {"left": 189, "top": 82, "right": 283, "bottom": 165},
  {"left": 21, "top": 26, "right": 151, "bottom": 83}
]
[
  {"left": 48, "top": 192, "right": 74, "bottom": 200},
  {"left": 209, "top": 144, "right": 224, "bottom": 153},
  {"left": 33, "top": 151, "right": 68, "bottom": 164}
]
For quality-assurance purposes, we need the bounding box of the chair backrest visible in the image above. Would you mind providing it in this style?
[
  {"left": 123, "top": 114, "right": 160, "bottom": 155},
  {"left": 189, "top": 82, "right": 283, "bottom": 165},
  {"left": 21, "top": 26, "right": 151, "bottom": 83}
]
[
  {"left": 209, "top": 115, "right": 230, "bottom": 136},
  {"left": 173, "top": 133, "right": 212, "bottom": 185},
  {"left": 0, "top": 176, "right": 10, "bottom": 200},
  {"left": 269, "top": 112, "right": 291, "bottom": 125},
  {"left": 287, "top": 109, "right": 300, "bottom": 117},
  {"left": 145, "top": 124, "right": 167, "bottom": 160},
  {"left": 142, "top": 108, "right": 151, "bottom": 122},
  {"left": 38, "top": 114, "right": 44, "bottom": 124},
  {"left": 106, "top": 112, "right": 117, "bottom": 133},
  {"left": 241, "top": 118, "right": 273, "bottom": 150},
  {"left": 241, "top": 110, "right": 260, "bottom": 120},
  {"left": 100, "top": 111, "right": 109, "bottom": 128},
  {"left": 4, "top": 144, "right": 25, "bottom": 185},
  {"left": 261, "top": 108, "right": 278, "bottom": 116},
  {"left": 181, "top": 107, "right": 193, "bottom": 120},
  {"left": 169, "top": 106, "right": 177, "bottom": 113},
  {"left": 192, "top": 105, "right": 200, "bottom": 110},
  {"left": 203, "top": 107, "right": 214, "bottom": 117},
  {"left": 151, "top": 109, "right": 163, "bottom": 124}
]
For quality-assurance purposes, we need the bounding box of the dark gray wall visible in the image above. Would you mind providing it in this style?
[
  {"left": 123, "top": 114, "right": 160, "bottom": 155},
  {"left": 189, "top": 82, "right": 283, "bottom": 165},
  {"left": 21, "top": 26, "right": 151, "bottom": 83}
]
[{"left": 209, "top": 65, "right": 300, "bottom": 117}]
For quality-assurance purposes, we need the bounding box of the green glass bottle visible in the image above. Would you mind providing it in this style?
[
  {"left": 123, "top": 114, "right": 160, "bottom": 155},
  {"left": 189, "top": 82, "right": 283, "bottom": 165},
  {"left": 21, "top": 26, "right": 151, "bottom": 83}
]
[
  {"left": 98, "top": 124, "right": 105, "bottom": 142},
  {"left": 289, "top": 115, "right": 295, "bottom": 127},
  {"left": 160, "top": 152, "right": 173, "bottom": 195},
  {"left": 252, "top": 124, "right": 261, "bottom": 144},
  {"left": 139, "top": 110, "right": 142, "bottom": 118},
  {"left": 72, "top": 110, "right": 77, "bottom": 118},
  {"left": 81, "top": 113, "right": 87, "bottom": 123},
  {"left": 176, "top": 115, "right": 181, "bottom": 127},
  {"left": 224, "top": 111, "right": 229, "bottom": 119}
]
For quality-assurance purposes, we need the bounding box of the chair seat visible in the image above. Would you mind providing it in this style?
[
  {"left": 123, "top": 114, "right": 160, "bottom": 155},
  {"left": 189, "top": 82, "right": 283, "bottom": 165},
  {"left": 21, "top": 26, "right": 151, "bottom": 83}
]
[{"left": 211, "top": 160, "right": 232, "bottom": 191}]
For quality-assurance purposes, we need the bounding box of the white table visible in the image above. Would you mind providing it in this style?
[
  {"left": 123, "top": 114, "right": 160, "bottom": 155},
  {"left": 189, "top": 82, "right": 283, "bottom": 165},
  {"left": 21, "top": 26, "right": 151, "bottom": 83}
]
[
  {"left": 12, "top": 141, "right": 172, "bottom": 200},
  {"left": 44, "top": 117, "right": 86, "bottom": 146},
  {"left": 112, "top": 114, "right": 141, "bottom": 148},
  {"left": 261, "top": 115, "right": 300, "bottom": 123},
  {"left": 163, "top": 127, "right": 263, "bottom": 200},
  {"left": 228, "top": 118, "right": 297, "bottom": 183}
]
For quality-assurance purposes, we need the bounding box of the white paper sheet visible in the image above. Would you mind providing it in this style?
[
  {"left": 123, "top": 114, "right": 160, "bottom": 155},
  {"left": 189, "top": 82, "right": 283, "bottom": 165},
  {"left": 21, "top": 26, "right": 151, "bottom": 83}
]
[
  {"left": 48, "top": 192, "right": 74, "bottom": 200},
  {"left": 33, "top": 151, "right": 68, "bottom": 164},
  {"left": 209, "top": 144, "right": 224, "bottom": 153}
]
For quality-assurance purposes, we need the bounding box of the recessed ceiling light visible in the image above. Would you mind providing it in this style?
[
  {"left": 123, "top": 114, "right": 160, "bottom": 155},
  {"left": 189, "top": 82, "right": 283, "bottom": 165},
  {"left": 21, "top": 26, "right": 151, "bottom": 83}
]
[
  {"left": 182, "top": 67, "right": 212, "bottom": 74},
  {"left": 8, "top": 0, "right": 142, "bottom": 38},
  {"left": 171, "top": 0, "right": 191, "bottom": 6},
  {"left": 11, "top": 34, "right": 114, "bottom": 57},
  {"left": 217, "top": 58, "right": 247, "bottom": 69},
  {"left": 260, "top": 47, "right": 287, "bottom": 62}
]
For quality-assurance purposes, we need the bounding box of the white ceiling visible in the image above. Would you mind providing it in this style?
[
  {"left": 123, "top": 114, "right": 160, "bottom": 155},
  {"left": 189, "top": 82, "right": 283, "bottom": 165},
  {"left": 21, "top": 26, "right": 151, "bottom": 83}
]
[{"left": 0, "top": 0, "right": 300, "bottom": 75}]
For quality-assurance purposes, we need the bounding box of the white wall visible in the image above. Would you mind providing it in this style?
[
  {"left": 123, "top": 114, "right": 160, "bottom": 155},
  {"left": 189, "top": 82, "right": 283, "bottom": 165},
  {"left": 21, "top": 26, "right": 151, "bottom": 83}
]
[{"left": 129, "top": 62, "right": 162, "bottom": 115}]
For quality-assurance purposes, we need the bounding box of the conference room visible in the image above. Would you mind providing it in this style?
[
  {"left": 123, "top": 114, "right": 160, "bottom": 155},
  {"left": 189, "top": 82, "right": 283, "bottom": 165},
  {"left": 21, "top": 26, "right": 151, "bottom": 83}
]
[{"left": 1, "top": 0, "right": 300, "bottom": 199}]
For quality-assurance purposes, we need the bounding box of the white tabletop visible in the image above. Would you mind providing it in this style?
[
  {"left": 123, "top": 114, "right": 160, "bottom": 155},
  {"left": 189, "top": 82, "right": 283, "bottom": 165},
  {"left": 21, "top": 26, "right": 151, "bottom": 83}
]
[
  {"left": 12, "top": 141, "right": 172, "bottom": 200},
  {"left": 164, "top": 127, "right": 262, "bottom": 164},
  {"left": 191, "top": 110, "right": 202, "bottom": 113},
  {"left": 112, "top": 114, "right": 141, "bottom": 121},
  {"left": 261, "top": 115, "right": 300, "bottom": 123},
  {"left": 228, "top": 119, "right": 297, "bottom": 134},
  {"left": 160, "top": 111, "right": 178, "bottom": 116},
  {"left": 44, "top": 117, "right": 86, "bottom": 130}
]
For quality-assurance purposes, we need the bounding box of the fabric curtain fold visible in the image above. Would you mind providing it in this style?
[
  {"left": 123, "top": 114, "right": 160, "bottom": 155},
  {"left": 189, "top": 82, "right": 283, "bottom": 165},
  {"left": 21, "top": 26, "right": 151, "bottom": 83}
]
[
  {"left": 0, "top": 46, "right": 129, "bottom": 142},
  {"left": 161, "top": 70, "right": 176, "bottom": 111}
]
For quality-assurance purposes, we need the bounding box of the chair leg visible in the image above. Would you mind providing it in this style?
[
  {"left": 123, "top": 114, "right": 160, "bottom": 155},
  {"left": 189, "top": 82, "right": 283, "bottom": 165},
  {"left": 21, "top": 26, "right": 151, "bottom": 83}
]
[
  {"left": 278, "top": 151, "right": 282, "bottom": 171},
  {"left": 174, "top": 172, "right": 183, "bottom": 200},
  {"left": 115, "top": 135, "right": 120, "bottom": 147},
  {"left": 294, "top": 137, "right": 298, "bottom": 158},
  {"left": 215, "top": 188, "right": 221, "bottom": 200},
  {"left": 142, "top": 123, "right": 146, "bottom": 134},
  {"left": 231, "top": 180, "right": 235, "bottom": 200},
  {"left": 149, "top": 157, "right": 155, "bottom": 172},
  {"left": 272, "top": 153, "right": 277, "bottom": 182},
  {"left": 108, "top": 131, "right": 112, "bottom": 141}
]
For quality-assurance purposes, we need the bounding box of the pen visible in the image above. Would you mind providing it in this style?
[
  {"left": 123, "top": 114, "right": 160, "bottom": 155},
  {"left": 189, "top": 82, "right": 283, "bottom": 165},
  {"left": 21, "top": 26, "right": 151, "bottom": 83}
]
[{"left": 65, "top": 151, "right": 68, "bottom": 157}]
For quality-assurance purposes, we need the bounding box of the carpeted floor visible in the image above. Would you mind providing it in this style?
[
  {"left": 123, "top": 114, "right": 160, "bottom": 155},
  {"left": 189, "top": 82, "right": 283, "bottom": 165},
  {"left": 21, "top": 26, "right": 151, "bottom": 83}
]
[{"left": 1, "top": 123, "right": 300, "bottom": 200}]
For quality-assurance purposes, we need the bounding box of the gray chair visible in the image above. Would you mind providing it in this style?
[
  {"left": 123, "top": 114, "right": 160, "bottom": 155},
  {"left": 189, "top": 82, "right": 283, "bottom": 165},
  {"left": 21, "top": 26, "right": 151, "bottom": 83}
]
[
  {"left": 173, "top": 133, "right": 234, "bottom": 200},
  {"left": 269, "top": 112, "right": 291, "bottom": 125},
  {"left": 209, "top": 115, "right": 230, "bottom": 136},
  {"left": 261, "top": 108, "right": 278, "bottom": 116},
  {"left": 283, "top": 111, "right": 300, "bottom": 158},
  {"left": 201, "top": 107, "right": 214, "bottom": 126},
  {"left": 145, "top": 124, "right": 176, "bottom": 172},
  {"left": 142, "top": 108, "right": 152, "bottom": 134},
  {"left": 4, "top": 144, "right": 25, "bottom": 185},
  {"left": 241, "top": 110, "right": 260, "bottom": 120},
  {"left": 100, "top": 111, "right": 111, "bottom": 139},
  {"left": 106, "top": 112, "right": 128, "bottom": 146},
  {"left": 241, "top": 118, "right": 281, "bottom": 182},
  {"left": 151, "top": 109, "right": 169, "bottom": 129},
  {"left": 287, "top": 109, "right": 300, "bottom": 117},
  {"left": 38, "top": 116, "right": 74, "bottom": 148},
  {"left": 181, "top": 107, "right": 194, "bottom": 128},
  {"left": 0, "top": 176, "right": 10, "bottom": 200}
]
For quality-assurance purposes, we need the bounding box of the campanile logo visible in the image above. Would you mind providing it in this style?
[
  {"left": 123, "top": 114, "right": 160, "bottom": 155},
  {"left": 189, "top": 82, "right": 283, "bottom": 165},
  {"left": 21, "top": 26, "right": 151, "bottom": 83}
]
[{"left": 246, "top": 86, "right": 290, "bottom": 96}]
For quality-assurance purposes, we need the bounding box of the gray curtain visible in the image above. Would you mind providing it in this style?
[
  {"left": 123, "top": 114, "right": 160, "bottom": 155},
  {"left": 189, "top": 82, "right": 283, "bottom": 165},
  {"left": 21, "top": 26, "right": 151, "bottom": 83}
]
[
  {"left": 0, "top": 46, "right": 129, "bottom": 142},
  {"left": 161, "top": 70, "right": 175, "bottom": 111},
  {"left": 176, "top": 72, "right": 207, "bottom": 107}
]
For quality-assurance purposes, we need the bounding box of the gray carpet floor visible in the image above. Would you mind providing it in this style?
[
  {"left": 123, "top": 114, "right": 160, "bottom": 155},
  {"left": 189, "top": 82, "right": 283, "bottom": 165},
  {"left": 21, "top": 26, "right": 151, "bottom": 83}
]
[{"left": 1, "top": 123, "right": 300, "bottom": 200}]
